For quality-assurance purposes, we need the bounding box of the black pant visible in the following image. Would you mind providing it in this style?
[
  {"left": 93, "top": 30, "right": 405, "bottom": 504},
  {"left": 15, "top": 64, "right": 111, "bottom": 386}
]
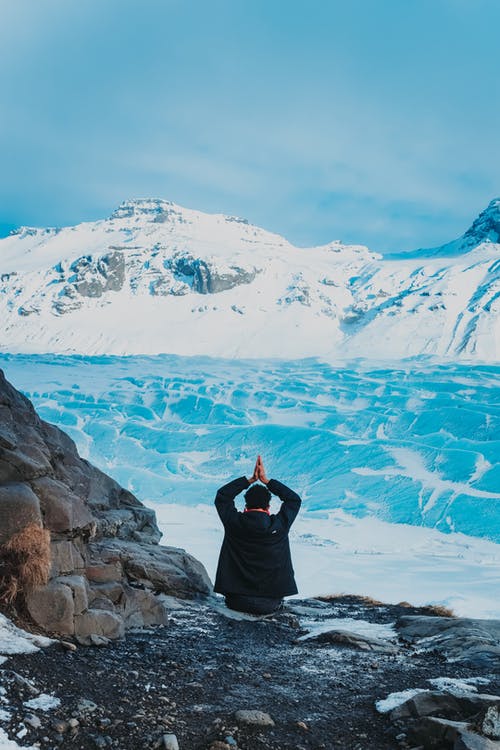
[{"left": 225, "top": 594, "right": 283, "bottom": 615}]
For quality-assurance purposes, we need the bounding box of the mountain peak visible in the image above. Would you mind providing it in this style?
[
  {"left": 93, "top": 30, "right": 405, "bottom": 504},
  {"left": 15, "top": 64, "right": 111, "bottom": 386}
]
[
  {"left": 110, "top": 198, "right": 177, "bottom": 221},
  {"left": 462, "top": 197, "right": 500, "bottom": 247}
]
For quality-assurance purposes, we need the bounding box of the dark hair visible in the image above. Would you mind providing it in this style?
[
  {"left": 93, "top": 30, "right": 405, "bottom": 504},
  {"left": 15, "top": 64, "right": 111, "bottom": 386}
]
[{"left": 244, "top": 484, "right": 271, "bottom": 509}]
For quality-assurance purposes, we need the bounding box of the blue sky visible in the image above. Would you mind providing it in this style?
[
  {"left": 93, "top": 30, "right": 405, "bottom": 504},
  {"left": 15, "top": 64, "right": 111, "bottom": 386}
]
[{"left": 1, "top": 0, "right": 499, "bottom": 252}]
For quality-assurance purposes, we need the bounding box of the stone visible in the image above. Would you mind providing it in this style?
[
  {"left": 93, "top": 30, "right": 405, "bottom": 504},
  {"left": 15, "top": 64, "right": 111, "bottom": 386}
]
[
  {"left": 85, "top": 561, "right": 123, "bottom": 583},
  {"left": 407, "top": 716, "right": 469, "bottom": 747},
  {"left": 298, "top": 628, "right": 399, "bottom": 653},
  {"left": 0, "top": 483, "right": 42, "bottom": 544},
  {"left": 60, "top": 575, "right": 89, "bottom": 615},
  {"left": 390, "top": 691, "right": 500, "bottom": 723},
  {"left": 454, "top": 729, "right": 500, "bottom": 749},
  {"left": 397, "top": 616, "right": 500, "bottom": 670},
  {"left": 24, "top": 714, "right": 42, "bottom": 729},
  {"left": 121, "top": 585, "right": 169, "bottom": 628},
  {"left": 89, "top": 581, "right": 125, "bottom": 604},
  {"left": 162, "top": 734, "right": 179, "bottom": 750},
  {"left": 90, "top": 539, "right": 212, "bottom": 598},
  {"left": 51, "top": 541, "right": 85, "bottom": 576},
  {"left": 77, "top": 699, "right": 98, "bottom": 714},
  {"left": 478, "top": 705, "right": 500, "bottom": 740},
  {"left": 74, "top": 609, "right": 125, "bottom": 644},
  {"left": 26, "top": 580, "right": 75, "bottom": 635},
  {"left": 234, "top": 709, "right": 275, "bottom": 727},
  {"left": 60, "top": 640, "right": 77, "bottom": 651},
  {"left": 31, "top": 477, "right": 95, "bottom": 533}
]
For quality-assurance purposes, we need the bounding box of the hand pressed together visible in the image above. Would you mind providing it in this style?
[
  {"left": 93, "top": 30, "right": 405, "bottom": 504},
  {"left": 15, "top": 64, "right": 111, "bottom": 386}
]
[{"left": 247, "top": 454, "right": 269, "bottom": 485}]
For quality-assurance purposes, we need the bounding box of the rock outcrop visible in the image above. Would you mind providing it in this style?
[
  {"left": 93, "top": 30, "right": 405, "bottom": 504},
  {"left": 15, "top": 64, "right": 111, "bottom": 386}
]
[
  {"left": 0, "top": 369, "right": 211, "bottom": 643},
  {"left": 397, "top": 615, "right": 500, "bottom": 670}
]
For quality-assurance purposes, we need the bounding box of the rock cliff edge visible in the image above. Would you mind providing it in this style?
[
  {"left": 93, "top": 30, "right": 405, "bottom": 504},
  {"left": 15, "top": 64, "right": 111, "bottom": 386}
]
[{"left": 0, "top": 369, "right": 211, "bottom": 643}]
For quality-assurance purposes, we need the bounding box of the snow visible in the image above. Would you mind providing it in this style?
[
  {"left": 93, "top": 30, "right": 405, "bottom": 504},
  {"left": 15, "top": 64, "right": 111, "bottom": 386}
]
[
  {"left": 0, "top": 729, "right": 36, "bottom": 750},
  {"left": 376, "top": 676, "right": 493, "bottom": 714},
  {"left": 0, "top": 617, "right": 58, "bottom": 749},
  {"left": 376, "top": 688, "right": 427, "bottom": 713},
  {"left": 0, "top": 614, "right": 54, "bottom": 657},
  {"left": 0, "top": 197, "right": 498, "bottom": 360},
  {"left": 23, "top": 695, "right": 60, "bottom": 711},
  {"left": 152, "top": 502, "right": 500, "bottom": 619},
  {"left": 428, "top": 676, "right": 491, "bottom": 694},
  {"left": 295, "top": 617, "right": 397, "bottom": 642}
]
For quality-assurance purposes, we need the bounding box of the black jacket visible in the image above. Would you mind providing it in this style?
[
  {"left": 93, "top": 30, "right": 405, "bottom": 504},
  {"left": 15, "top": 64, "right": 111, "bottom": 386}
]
[{"left": 213, "top": 476, "right": 301, "bottom": 598}]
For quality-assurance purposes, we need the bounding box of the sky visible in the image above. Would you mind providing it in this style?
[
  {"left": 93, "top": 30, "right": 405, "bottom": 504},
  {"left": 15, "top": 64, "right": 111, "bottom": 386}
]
[{"left": 1, "top": 0, "right": 499, "bottom": 253}]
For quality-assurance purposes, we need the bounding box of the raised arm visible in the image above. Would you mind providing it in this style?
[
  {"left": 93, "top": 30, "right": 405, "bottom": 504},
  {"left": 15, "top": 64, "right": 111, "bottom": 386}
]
[
  {"left": 268, "top": 479, "right": 301, "bottom": 530},
  {"left": 214, "top": 476, "right": 250, "bottom": 527}
]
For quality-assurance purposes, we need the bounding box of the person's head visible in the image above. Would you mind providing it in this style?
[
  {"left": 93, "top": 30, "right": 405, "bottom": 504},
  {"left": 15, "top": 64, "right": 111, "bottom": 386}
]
[{"left": 244, "top": 484, "right": 271, "bottom": 510}]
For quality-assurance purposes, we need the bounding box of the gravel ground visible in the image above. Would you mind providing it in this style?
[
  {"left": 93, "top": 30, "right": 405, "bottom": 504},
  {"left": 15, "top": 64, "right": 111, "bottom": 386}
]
[{"left": 1, "top": 596, "right": 499, "bottom": 750}]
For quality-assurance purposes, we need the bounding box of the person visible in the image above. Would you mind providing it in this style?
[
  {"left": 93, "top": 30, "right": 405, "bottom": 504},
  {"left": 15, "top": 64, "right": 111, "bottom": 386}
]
[{"left": 213, "top": 455, "right": 301, "bottom": 615}]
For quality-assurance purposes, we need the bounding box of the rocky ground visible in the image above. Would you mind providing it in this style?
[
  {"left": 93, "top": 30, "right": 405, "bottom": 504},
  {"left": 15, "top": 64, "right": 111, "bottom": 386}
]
[{"left": 2, "top": 595, "right": 500, "bottom": 750}]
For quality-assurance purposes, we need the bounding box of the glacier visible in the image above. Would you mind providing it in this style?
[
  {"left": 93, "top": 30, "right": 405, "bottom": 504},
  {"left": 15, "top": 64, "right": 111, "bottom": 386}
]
[{"left": 1, "top": 353, "right": 498, "bottom": 542}]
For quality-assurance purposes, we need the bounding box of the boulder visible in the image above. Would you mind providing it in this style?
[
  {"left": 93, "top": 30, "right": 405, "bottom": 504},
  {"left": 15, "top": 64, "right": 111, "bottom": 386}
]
[
  {"left": 0, "top": 368, "right": 212, "bottom": 641},
  {"left": 0, "top": 483, "right": 42, "bottom": 544},
  {"left": 297, "top": 627, "right": 399, "bottom": 653},
  {"left": 25, "top": 580, "right": 75, "bottom": 635},
  {"left": 397, "top": 616, "right": 500, "bottom": 670}
]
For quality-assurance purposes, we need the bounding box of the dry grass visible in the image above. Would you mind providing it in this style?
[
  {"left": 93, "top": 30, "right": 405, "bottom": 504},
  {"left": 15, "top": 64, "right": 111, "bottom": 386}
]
[
  {"left": 316, "top": 593, "right": 384, "bottom": 607},
  {"left": 317, "top": 594, "right": 455, "bottom": 617},
  {"left": 420, "top": 604, "right": 455, "bottom": 618},
  {"left": 0, "top": 524, "right": 51, "bottom": 604}
]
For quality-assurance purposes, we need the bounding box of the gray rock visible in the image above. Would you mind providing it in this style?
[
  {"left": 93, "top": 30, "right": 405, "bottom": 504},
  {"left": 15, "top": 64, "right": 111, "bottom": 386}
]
[
  {"left": 478, "top": 705, "right": 500, "bottom": 740},
  {"left": 77, "top": 698, "right": 98, "bottom": 714},
  {"left": 397, "top": 616, "right": 500, "bottom": 669},
  {"left": 0, "top": 483, "right": 42, "bottom": 544},
  {"left": 24, "top": 714, "right": 42, "bottom": 729},
  {"left": 74, "top": 609, "right": 125, "bottom": 644},
  {"left": 234, "top": 709, "right": 275, "bottom": 727},
  {"left": 390, "top": 690, "right": 500, "bottom": 722},
  {"left": 298, "top": 628, "right": 399, "bottom": 653},
  {"left": 170, "top": 253, "right": 257, "bottom": 294},
  {"left": 25, "top": 580, "right": 75, "bottom": 635},
  {"left": 454, "top": 729, "right": 500, "bottom": 749}
]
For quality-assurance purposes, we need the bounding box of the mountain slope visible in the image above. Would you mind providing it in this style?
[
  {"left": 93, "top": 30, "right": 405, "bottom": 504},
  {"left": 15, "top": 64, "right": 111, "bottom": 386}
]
[{"left": 1, "top": 198, "right": 499, "bottom": 360}]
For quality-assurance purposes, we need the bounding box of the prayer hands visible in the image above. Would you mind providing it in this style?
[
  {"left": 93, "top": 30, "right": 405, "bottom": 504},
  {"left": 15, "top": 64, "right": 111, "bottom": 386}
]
[
  {"left": 248, "top": 455, "right": 269, "bottom": 484},
  {"left": 256, "top": 455, "right": 269, "bottom": 484}
]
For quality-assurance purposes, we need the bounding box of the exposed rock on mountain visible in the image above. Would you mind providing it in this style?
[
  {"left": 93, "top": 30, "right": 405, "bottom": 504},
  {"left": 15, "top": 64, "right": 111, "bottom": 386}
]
[{"left": 0, "top": 369, "right": 211, "bottom": 643}]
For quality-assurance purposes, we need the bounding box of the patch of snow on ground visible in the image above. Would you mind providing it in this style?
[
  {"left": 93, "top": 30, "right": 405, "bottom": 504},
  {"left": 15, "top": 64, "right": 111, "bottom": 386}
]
[
  {"left": 376, "top": 688, "right": 427, "bottom": 713},
  {"left": 428, "top": 676, "right": 491, "bottom": 694},
  {"left": 23, "top": 695, "right": 60, "bottom": 712},
  {"left": 0, "top": 728, "right": 37, "bottom": 750},
  {"left": 0, "top": 614, "right": 54, "bottom": 657},
  {"left": 297, "top": 617, "right": 397, "bottom": 643}
]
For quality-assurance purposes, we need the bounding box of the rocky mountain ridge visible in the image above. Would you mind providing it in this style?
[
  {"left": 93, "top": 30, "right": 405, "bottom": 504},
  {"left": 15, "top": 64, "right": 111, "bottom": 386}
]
[{"left": 1, "top": 198, "right": 499, "bottom": 359}]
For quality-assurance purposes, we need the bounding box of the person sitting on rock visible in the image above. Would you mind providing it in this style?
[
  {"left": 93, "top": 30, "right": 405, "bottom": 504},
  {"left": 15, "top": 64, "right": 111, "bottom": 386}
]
[{"left": 213, "top": 455, "right": 301, "bottom": 615}]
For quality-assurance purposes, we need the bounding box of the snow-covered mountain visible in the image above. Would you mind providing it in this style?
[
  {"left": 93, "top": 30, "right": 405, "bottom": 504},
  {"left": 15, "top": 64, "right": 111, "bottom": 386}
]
[{"left": 1, "top": 198, "right": 499, "bottom": 359}]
